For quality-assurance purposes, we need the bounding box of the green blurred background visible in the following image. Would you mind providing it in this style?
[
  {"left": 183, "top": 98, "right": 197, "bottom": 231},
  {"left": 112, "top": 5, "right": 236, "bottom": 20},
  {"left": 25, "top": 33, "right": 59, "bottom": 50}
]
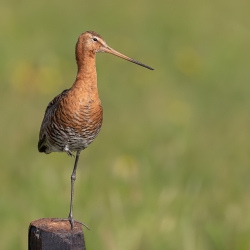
[{"left": 1, "top": 0, "right": 250, "bottom": 249}]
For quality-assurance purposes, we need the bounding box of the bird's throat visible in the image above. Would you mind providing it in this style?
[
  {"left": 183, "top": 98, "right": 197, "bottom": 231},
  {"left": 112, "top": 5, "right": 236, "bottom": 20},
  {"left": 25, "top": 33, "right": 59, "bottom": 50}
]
[{"left": 72, "top": 51, "right": 99, "bottom": 102}]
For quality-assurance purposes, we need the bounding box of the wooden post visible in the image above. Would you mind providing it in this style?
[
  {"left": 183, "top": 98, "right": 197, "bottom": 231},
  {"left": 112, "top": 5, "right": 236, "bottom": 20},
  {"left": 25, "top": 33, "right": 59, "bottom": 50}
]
[{"left": 28, "top": 218, "right": 86, "bottom": 250}]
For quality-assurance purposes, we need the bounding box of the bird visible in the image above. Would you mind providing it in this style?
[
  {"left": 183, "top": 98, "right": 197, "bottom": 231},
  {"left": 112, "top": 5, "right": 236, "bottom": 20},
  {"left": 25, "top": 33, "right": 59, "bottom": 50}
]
[{"left": 38, "top": 30, "right": 153, "bottom": 229}]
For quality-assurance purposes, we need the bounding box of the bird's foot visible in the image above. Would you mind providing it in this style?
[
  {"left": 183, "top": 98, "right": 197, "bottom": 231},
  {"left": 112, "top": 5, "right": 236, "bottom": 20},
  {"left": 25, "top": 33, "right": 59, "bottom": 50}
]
[
  {"left": 67, "top": 151, "right": 75, "bottom": 157},
  {"left": 63, "top": 146, "right": 75, "bottom": 157},
  {"left": 68, "top": 214, "right": 90, "bottom": 230},
  {"left": 52, "top": 217, "right": 90, "bottom": 230}
]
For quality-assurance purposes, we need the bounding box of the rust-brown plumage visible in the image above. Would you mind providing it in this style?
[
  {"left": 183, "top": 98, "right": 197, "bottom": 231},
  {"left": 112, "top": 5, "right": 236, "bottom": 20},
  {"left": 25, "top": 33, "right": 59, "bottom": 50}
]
[{"left": 38, "top": 31, "right": 153, "bottom": 229}]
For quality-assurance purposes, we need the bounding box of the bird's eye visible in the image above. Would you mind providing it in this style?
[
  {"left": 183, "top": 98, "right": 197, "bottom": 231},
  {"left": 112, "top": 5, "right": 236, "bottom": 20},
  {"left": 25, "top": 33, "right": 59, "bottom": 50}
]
[{"left": 93, "top": 37, "right": 98, "bottom": 42}]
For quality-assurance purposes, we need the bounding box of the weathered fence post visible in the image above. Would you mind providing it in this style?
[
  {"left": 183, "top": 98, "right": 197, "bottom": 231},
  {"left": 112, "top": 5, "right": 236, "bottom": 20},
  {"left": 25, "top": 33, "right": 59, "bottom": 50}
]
[{"left": 28, "top": 218, "right": 86, "bottom": 250}]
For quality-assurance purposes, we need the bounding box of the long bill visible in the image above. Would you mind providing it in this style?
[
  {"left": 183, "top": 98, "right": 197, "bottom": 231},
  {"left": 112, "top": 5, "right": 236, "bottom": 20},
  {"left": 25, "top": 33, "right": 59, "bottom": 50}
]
[{"left": 102, "top": 46, "right": 154, "bottom": 70}]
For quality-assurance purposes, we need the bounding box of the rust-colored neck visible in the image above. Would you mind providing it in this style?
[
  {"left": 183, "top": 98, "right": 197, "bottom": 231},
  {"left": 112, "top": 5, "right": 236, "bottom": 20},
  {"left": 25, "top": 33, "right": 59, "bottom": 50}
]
[{"left": 73, "top": 42, "right": 98, "bottom": 94}]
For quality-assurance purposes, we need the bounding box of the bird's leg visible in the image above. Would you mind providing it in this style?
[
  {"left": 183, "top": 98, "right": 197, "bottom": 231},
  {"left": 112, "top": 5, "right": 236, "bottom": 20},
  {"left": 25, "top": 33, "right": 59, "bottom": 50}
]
[
  {"left": 68, "top": 150, "right": 80, "bottom": 228},
  {"left": 63, "top": 145, "right": 74, "bottom": 157},
  {"left": 67, "top": 151, "right": 90, "bottom": 230},
  {"left": 52, "top": 149, "right": 89, "bottom": 230}
]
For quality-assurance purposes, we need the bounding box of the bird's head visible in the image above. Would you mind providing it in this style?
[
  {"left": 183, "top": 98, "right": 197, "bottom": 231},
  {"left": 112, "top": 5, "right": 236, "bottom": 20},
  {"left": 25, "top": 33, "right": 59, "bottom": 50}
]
[
  {"left": 76, "top": 31, "right": 154, "bottom": 70},
  {"left": 78, "top": 31, "right": 108, "bottom": 53}
]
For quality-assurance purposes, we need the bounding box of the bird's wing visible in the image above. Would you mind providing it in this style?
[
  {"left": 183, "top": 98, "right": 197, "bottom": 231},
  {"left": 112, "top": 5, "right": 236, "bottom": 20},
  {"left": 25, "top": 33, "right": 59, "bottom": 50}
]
[
  {"left": 44, "top": 89, "right": 70, "bottom": 114},
  {"left": 38, "top": 89, "right": 70, "bottom": 152}
]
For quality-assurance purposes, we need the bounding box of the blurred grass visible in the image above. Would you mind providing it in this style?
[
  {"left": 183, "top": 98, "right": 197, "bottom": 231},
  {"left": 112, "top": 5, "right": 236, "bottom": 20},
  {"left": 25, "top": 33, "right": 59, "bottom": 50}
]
[{"left": 1, "top": 0, "right": 250, "bottom": 249}]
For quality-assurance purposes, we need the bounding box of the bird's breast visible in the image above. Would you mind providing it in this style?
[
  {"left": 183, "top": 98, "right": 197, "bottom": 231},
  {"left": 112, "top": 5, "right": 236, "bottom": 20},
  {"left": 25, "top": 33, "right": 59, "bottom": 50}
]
[
  {"left": 59, "top": 96, "right": 103, "bottom": 135},
  {"left": 39, "top": 87, "right": 103, "bottom": 153}
]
